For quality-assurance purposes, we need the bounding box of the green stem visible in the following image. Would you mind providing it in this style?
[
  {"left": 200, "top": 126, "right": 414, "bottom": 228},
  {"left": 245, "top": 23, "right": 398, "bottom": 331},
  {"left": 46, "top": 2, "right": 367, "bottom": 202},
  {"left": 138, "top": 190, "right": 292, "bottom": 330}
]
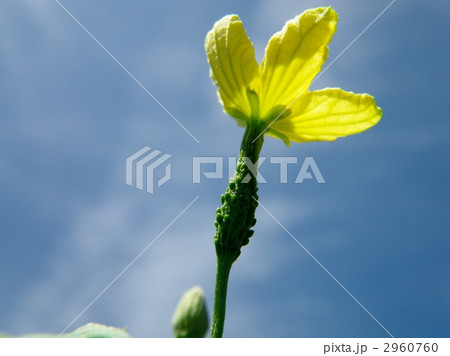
[
  {"left": 210, "top": 255, "right": 233, "bottom": 338},
  {"left": 210, "top": 119, "right": 264, "bottom": 338}
]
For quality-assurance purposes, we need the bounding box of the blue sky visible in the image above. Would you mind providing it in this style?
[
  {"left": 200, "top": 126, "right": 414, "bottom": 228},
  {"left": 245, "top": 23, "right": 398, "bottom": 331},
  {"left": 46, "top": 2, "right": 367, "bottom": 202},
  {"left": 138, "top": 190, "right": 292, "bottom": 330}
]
[{"left": 0, "top": 0, "right": 449, "bottom": 337}]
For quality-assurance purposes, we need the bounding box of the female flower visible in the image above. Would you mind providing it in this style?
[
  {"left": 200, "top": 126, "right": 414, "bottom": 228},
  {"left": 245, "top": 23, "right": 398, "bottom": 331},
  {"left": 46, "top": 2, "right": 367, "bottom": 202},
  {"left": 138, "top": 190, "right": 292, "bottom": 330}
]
[
  {"left": 206, "top": 7, "right": 383, "bottom": 337},
  {"left": 205, "top": 7, "right": 382, "bottom": 145}
]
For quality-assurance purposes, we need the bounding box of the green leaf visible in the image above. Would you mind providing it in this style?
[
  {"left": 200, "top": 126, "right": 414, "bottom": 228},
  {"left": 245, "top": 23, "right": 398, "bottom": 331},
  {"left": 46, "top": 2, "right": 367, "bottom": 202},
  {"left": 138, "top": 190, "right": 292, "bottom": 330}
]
[
  {"left": 14, "top": 323, "right": 131, "bottom": 338},
  {"left": 64, "top": 323, "right": 131, "bottom": 338}
]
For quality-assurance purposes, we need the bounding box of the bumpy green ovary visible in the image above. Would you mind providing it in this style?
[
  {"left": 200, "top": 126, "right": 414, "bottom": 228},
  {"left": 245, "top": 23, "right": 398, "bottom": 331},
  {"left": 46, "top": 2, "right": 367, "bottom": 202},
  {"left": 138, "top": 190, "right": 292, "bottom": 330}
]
[{"left": 214, "top": 152, "right": 259, "bottom": 262}]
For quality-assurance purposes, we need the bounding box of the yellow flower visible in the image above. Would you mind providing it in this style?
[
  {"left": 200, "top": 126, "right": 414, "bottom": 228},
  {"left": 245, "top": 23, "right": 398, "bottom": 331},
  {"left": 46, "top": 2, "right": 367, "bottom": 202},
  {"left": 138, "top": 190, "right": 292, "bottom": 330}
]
[{"left": 205, "top": 7, "right": 382, "bottom": 145}]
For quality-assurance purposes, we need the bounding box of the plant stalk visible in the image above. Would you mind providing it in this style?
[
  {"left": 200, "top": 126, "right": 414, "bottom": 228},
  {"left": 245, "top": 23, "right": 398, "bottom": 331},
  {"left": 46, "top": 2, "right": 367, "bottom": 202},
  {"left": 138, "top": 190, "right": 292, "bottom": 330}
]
[
  {"left": 210, "top": 255, "right": 233, "bottom": 338},
  {"left": 210, "top": 119, "right": 264, "bottom": 337}
]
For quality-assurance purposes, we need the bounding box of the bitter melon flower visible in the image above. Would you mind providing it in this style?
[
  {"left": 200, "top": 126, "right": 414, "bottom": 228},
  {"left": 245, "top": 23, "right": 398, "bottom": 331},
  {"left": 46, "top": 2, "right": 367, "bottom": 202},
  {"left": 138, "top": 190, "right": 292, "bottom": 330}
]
[{"left": 205, "top": 7, "right": 382, "bottom": 145}]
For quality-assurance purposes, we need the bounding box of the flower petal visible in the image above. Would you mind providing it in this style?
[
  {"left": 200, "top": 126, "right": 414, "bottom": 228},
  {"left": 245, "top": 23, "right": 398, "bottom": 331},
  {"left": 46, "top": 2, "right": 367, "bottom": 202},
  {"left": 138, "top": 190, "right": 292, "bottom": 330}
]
[
  {"left": 270, "top": 88, "right": 382, "bottom": 142},
  {"left": 259, "top": 7, "right": 338, "bottom": 117},
  {"left": 205, "top": 15, "right": 259, "bottom": 119}
]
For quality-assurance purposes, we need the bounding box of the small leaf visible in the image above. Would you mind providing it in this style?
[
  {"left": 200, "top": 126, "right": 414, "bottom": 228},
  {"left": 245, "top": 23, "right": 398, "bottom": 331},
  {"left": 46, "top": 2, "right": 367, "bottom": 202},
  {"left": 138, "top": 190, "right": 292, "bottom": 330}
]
[
  {"left": 2, "top": 323, "right": 130, "bottom": 338},
  {"left": 64, "top": 323, "right": 131, "bottom": 338}
]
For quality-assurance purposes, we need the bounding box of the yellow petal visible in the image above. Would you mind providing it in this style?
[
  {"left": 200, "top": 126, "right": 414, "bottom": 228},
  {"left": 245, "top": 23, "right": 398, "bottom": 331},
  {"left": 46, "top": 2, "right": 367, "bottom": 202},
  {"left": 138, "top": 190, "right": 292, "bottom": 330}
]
[
  {"left": 259, "top": 7, "right": 338, "bottom": 117},
  {"left": 205, "top": 15, "right": 259, "bottom": 119},
  {"left": 270, "top": 88, "right": 382, "bottom": 143}
]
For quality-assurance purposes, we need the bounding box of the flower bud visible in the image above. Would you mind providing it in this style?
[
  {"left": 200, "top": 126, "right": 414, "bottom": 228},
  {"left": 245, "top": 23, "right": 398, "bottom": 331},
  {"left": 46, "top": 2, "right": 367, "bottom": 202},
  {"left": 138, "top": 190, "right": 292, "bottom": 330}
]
[{"left": 171, "top": 286, "right": 209, "bottom": 338}]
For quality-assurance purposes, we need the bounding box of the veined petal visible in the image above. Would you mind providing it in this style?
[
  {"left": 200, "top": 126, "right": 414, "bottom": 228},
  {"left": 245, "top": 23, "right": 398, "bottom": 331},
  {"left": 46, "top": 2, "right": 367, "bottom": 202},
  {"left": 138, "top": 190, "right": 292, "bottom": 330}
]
[
  {"left": 205, "top": 15, "right": 259, "bottom": 119},
  {"left": 270, "top": 88, "right": 382, "bottom": 143},
  {"left": 259, "top": 7, "right": 338, "bottom": 117}
]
